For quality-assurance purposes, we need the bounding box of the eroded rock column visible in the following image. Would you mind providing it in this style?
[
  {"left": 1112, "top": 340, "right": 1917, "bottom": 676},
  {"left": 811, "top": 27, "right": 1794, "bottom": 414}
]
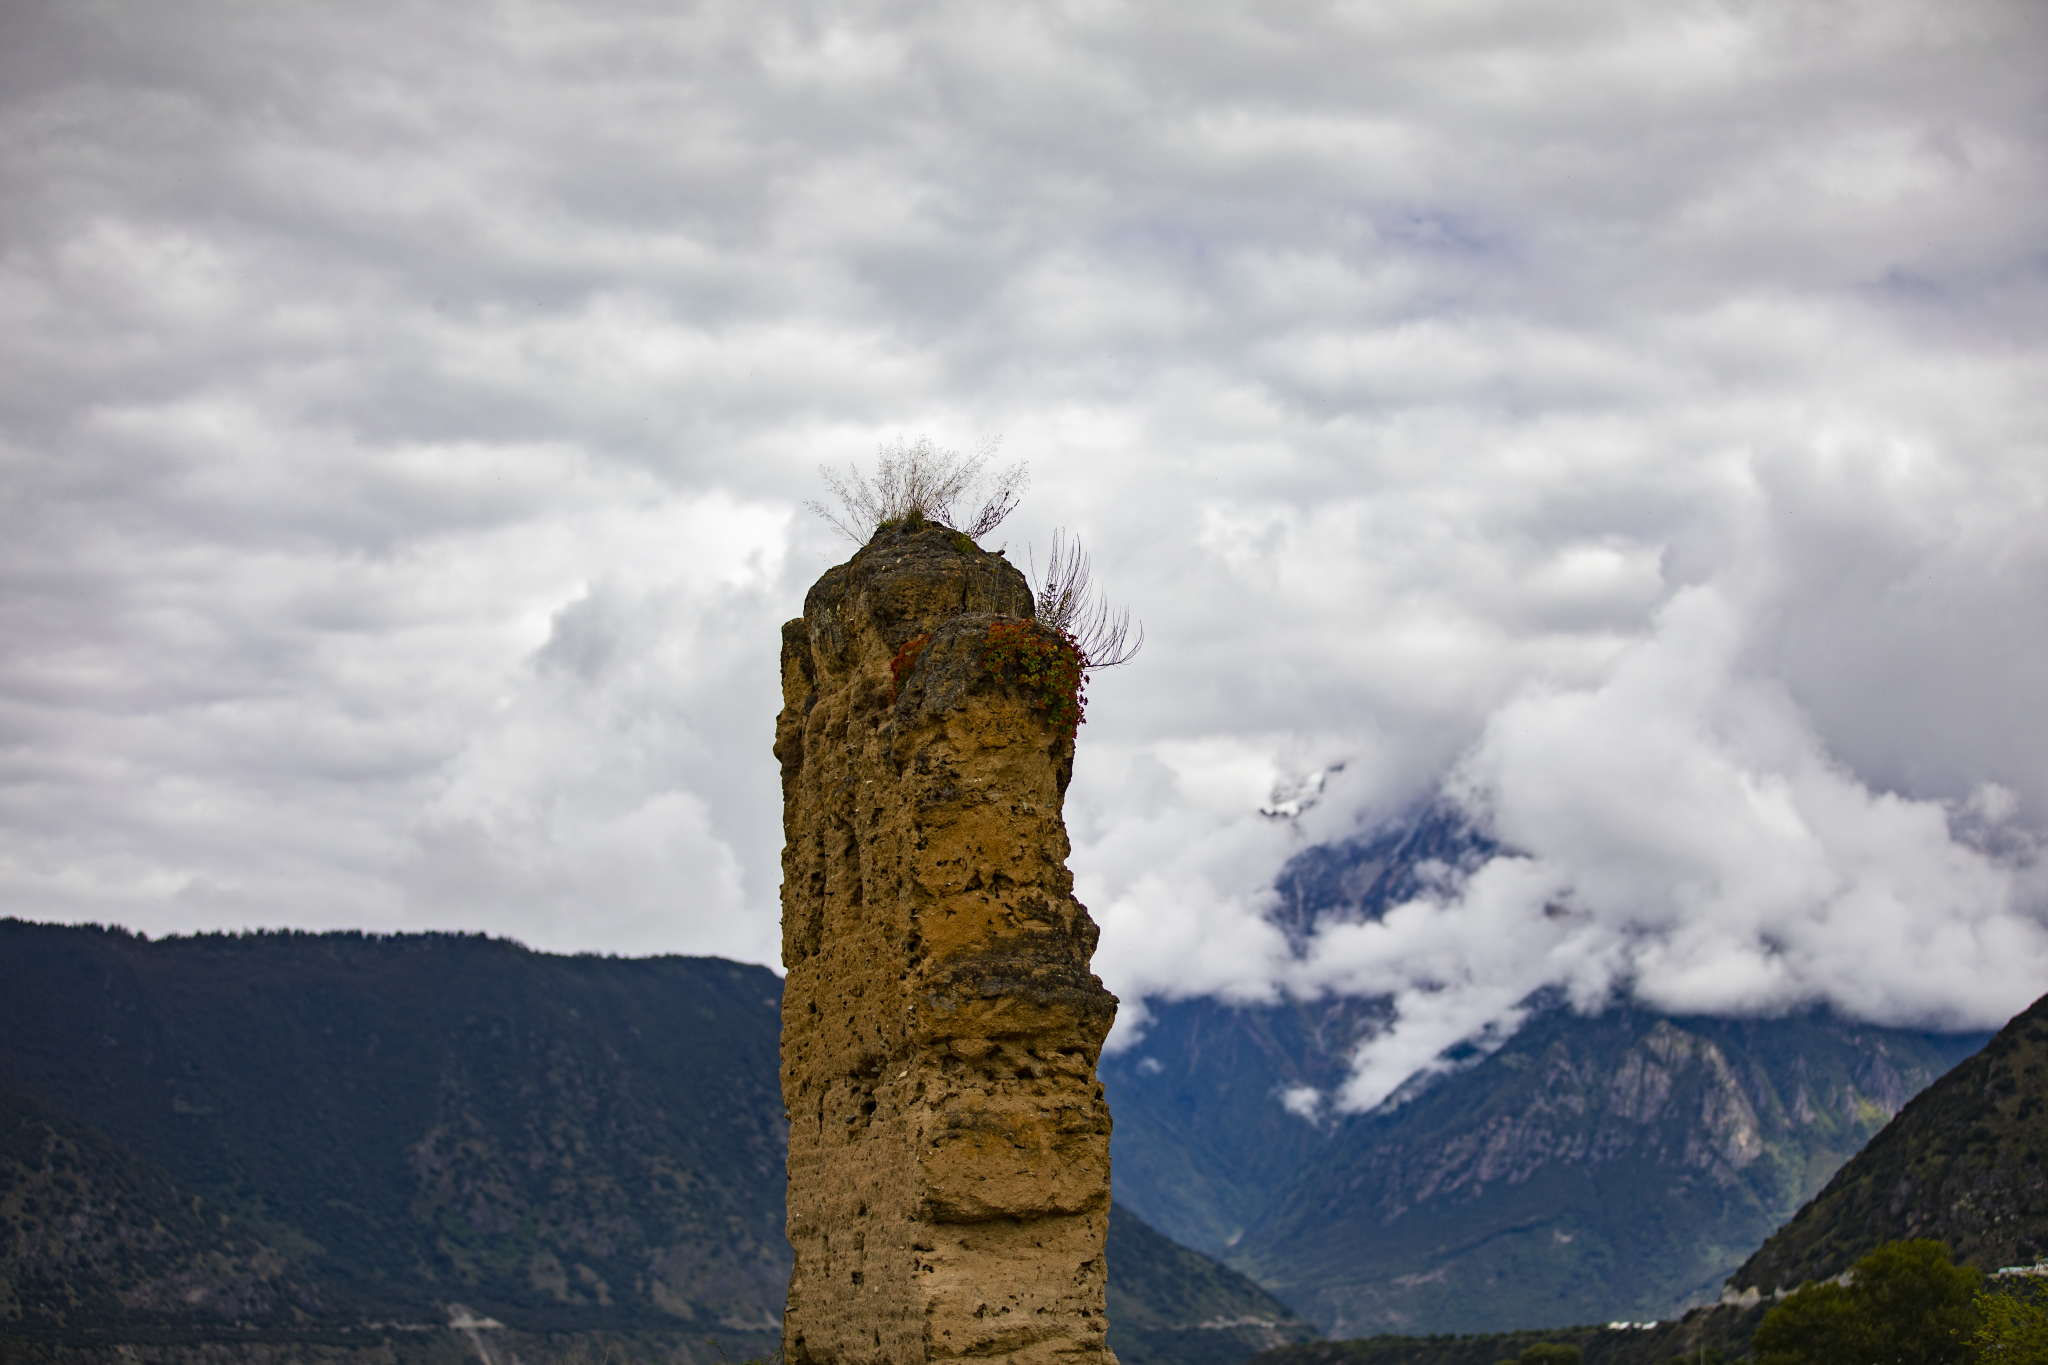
[{"left": 775, "top": 522, "right": 1119, "bottom": 1365}]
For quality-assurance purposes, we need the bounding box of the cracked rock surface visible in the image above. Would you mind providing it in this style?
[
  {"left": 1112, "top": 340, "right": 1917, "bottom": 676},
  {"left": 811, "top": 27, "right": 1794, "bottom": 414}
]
[{"left": 776, "top": 523, "right": 1119, "bottom": 1365}]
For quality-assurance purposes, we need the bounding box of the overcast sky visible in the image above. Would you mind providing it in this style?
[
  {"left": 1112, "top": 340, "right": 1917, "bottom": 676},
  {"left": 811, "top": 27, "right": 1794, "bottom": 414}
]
[{"left": 5, "top": 0, "right": 2045, "bottom": 1109}]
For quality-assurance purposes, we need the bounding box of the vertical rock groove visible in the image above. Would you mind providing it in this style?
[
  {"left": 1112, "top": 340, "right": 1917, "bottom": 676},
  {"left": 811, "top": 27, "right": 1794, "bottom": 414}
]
[{"left": 776, "top": 522, "right": 1119, "bottom": 1365}]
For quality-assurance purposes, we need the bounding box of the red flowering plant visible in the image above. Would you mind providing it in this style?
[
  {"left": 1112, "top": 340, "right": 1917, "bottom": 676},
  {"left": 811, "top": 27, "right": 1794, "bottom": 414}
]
[
  {"left": 982, "top": 620, "right": 1087, "bottom": 740},
  {"left": 889, "top": 633, "right": 932, "bottom": 700}
]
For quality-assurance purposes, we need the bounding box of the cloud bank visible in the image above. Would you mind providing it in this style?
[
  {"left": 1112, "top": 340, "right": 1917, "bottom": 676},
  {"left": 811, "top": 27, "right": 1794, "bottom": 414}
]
[
  {"left": 2, "top": 0, "right": 2045, "bottom": 1097},
  {"left": 1085, "top": 573, "right": 2046, "bottom": 1112}
]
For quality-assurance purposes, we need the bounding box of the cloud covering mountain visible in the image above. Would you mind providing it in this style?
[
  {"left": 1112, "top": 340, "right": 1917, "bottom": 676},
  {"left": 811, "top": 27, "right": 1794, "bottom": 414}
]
[{"left": 2, "top": 0, "right": 2044, "bottom": 1103}]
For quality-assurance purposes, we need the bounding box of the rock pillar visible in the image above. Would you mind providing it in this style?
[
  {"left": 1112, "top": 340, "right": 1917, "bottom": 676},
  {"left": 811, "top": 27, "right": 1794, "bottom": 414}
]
[{"left": 775, "top": 521, "right": 1120, "bottom": 1365}]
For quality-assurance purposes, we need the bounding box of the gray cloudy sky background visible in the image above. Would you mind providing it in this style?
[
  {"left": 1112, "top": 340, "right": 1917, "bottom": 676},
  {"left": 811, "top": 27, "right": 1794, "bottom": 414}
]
[{"left": 5, "top": 0, "right": 2047, "bottom": 1109}]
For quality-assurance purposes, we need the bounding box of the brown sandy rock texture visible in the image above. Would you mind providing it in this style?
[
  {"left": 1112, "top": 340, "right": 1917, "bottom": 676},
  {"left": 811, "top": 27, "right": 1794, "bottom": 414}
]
[{"left": 775, "top": 520, "right": 1120, "bottom": 1365}]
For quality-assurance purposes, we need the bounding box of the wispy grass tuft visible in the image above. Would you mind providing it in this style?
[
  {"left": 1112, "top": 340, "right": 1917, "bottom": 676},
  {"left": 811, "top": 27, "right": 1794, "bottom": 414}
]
[
  {"left": 1031, "top": 530, "right": 1142, "bottom": 671},
  {"left": 809, "top": 436, "right": 1025, "bottom": 543}
]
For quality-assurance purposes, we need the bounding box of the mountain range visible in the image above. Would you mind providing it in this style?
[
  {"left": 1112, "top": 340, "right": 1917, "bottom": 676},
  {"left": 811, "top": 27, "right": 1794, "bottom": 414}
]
[
  {"left": 1244, "top": 972, "right": 2048, "bottom": 1365},
  {"left": 0, "top": 806, "right": 2021, "bottom": 1354},
  {"left": 1101, "top": 810, "right": 1990, "bottom": 1335},
  {"left": 0, "top": 918, "right": 1310, "bottom": 1365},
  {"left": 1104, "top": 996, "right": 1983, "bottom": 1337}
]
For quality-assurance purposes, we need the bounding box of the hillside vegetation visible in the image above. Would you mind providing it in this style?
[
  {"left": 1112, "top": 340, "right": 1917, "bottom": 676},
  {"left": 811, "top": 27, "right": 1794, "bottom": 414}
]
[
  {"left": 1107, "top": 1205, "right": 1315, "bottom": 1365},
  {"left": 0, "top": 919, "right": 1309, "bottom": 1365},
  {"left": 1238, "top": 1308, "right": 1767, "bottom": 1365},
  {"left": 1732, "top": 988, "right": 2048, "bottom": 1293}
]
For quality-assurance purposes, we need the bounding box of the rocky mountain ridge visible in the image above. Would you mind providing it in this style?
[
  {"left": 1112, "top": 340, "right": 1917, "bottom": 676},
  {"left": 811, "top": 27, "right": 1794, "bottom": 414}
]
[
  {"left": 1102, "top": 810, "right": 1990, "bottom": 1335},
  {"left": 1242, "top": 979, "right": 2048, "bottom": 1365},
  {"left": 1107, "top": 999, "right": 1981, "bottom": 1336}
]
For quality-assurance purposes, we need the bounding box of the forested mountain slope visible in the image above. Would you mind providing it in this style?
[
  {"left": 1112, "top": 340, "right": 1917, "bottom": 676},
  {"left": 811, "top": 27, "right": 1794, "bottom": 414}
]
[
  {"left": 0, "top": 919, "right": 1308, "bottom": 1365},
  {"left": 0, "top": 920, "right": 791, "bottom": 1356},
  {"left": 1, "top": 1090, "right": 325, "bottom": 1328},
  {"left": 1730, "top": 986, "right": 2048, "bottom": 1294},
  {"left": 1107, "top": 1209, "right": 1316, "bottom": 1365}
]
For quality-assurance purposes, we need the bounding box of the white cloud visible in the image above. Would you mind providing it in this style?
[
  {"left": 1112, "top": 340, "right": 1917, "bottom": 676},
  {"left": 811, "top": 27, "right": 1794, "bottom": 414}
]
[
  {"left": 1085, "top": 577, "right": 2042, "bottom": 1111},
  {"left": 0, "top": 0, "right": 2043, "bottom": 1101},
  {"left": 1326, "top": 584, "right": 2037, "bottom": 1109}
]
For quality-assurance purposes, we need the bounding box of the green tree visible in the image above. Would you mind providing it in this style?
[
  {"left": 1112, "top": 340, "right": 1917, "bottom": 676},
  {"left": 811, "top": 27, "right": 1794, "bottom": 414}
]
[
  {"left": 1752, "top": 1239, "right": 1978, "bottom": 1365},
  {"left": 1496, "top": 1345, "right": 1579, "bottom": 1365},
  {"left": 1977, "top": 1275, "right": 2048, "bottom": 1363}
]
